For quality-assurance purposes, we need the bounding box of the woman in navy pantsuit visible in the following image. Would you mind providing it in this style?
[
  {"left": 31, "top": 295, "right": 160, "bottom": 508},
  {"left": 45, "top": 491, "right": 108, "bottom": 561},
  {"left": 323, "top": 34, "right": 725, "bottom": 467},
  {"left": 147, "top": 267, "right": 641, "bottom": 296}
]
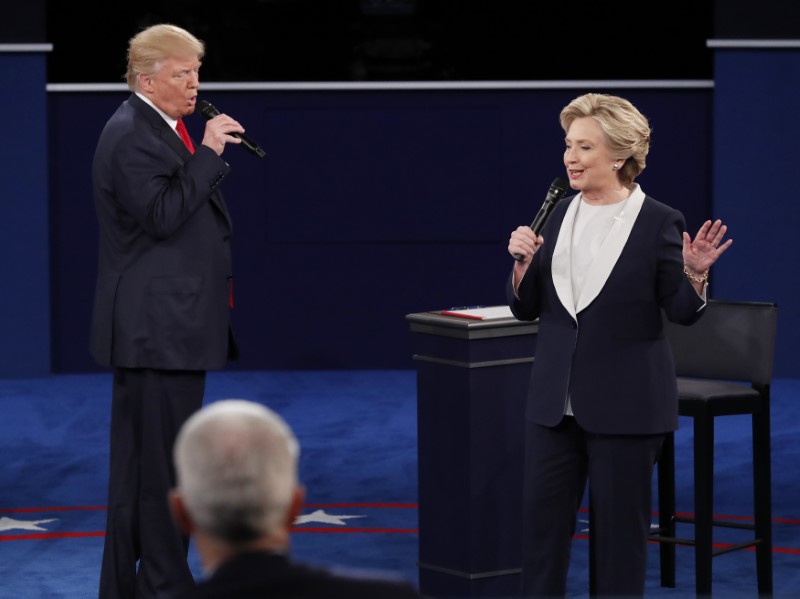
[{"left": 506, "top": 93, "right": 732, "bottom": 597}]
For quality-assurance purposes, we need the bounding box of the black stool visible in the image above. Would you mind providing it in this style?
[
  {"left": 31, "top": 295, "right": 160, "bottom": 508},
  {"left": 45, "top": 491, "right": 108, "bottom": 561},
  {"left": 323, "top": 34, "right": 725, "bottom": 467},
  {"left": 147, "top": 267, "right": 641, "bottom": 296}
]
[{"left": 649, "top": 299, "right": 778, "bottom": 596}]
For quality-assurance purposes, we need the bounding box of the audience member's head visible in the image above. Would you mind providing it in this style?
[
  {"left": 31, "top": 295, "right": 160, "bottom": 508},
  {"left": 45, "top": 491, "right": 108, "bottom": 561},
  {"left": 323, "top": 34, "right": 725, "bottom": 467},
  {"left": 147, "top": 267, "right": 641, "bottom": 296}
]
[{"left": 169, "top": 399, "right": 305, "bottom": 573}]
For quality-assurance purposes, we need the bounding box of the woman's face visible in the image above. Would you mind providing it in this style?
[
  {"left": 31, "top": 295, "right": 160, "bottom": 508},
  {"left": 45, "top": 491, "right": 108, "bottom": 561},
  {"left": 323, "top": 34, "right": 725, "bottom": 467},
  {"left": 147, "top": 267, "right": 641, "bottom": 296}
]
[{"left": 563, "top": 116, "right": 620, "bottom": 200}]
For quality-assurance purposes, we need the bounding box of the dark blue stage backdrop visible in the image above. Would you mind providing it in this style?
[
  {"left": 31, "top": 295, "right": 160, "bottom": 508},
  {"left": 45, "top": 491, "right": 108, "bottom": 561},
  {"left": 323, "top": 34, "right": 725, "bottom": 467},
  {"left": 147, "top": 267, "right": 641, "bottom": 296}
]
[
  {"left": 0, "top": 51, "right": 50, "bottom": 378},
  {"left": 45, "top": 85, "right": 713, "bottom": 374}
]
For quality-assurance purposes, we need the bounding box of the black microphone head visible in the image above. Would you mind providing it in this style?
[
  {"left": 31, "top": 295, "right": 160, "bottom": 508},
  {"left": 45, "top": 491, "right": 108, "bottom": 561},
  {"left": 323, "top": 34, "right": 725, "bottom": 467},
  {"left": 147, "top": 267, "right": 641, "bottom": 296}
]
[
  {"left": 198, "top": 100, "right": 219, "bottom": 120},
  {"left": 550, "top": 177, "right": 568, "bottom": 198}
]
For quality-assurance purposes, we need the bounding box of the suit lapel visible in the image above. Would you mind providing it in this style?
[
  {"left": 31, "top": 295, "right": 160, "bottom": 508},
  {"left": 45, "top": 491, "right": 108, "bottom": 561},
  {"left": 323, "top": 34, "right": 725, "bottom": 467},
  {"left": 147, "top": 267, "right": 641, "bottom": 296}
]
[
  {"left": 129, "top": 94, "right": 233, "bottom": 230},
  {"left": 551, "top": 196, "right": 580, "bottom": 320},
  {"left": 552, "top": 185, "right": 646, "bottom": 317},
  {"left": 160, "top": 125, "right": 193, "bottom": 159},
  {"left": 576, "top": 185, "right": 645, "bottom": 312},
  {"left": 129, "top": 93, "right": 194, "bottom": 160}
]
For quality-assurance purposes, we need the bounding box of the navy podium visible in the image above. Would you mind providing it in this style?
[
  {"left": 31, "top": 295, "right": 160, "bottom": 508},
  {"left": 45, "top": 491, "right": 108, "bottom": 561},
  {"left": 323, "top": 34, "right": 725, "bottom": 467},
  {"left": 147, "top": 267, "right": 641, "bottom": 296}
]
[{"left": 405, "top": 309, "right": 538, "bottom": 598}]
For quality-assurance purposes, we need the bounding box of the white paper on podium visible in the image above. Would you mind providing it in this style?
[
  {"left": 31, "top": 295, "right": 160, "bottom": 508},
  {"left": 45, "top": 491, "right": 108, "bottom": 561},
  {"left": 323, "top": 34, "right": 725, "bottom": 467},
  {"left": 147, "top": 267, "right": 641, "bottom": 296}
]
[{"left": 439, "top": 305, "right": 514, "bottom": 320}]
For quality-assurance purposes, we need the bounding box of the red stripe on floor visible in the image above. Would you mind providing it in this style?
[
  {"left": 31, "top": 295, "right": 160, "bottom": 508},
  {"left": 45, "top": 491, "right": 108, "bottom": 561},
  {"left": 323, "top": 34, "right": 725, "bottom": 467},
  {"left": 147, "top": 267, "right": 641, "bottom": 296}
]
[
  {"left": 0, "top": 531, "right": 105, "bottom": 541},
  {"left": 292, "top": 527, "right": 418, "bottom": 533},
  {"left": 302, "top": 503, "right": 418, "bottom": 509},
  {"left": 0, "top": 506, "right": 106, "bottom": 513}
]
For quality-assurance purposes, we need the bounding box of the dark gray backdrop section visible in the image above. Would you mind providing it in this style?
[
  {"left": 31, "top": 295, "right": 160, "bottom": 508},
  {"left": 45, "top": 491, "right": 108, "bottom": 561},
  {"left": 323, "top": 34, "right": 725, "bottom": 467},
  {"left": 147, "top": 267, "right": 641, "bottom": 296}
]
[
  {"left": 47, "top": 88, "right": 712, "bottom": 373},
  {"left": 0, "top": 0, "right": 44, "bottom": 42}
]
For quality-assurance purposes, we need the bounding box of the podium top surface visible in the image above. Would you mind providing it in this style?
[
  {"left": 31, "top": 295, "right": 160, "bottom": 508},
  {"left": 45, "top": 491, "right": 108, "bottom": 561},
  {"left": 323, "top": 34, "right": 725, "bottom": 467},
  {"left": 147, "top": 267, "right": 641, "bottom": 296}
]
[{"left": 406, "top": 309, "right": 538, "bottom": 340}]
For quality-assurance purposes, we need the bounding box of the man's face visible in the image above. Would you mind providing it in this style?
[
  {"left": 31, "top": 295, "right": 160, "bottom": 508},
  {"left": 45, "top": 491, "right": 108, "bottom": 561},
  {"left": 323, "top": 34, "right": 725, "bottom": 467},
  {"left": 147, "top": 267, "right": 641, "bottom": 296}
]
[{"left": 142, "top": 56, "right": 200, "bottom": 119}]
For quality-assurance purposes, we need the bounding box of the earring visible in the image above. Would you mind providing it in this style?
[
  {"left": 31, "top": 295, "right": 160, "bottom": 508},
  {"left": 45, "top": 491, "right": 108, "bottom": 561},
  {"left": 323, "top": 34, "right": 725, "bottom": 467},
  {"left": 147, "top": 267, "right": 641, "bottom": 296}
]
[{"left": 612, "top": 163, "right": 620, "bottom": 170}]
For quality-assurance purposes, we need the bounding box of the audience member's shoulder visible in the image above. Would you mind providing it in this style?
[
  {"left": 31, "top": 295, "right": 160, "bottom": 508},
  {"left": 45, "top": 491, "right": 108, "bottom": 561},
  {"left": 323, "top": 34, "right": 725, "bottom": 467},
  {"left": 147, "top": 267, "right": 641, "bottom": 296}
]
[
  {"left": 321, "top": 564, "right": 420, "bottom": 597},
  {"left": 166, "top": 557, "right": 420, "bottom": 599}
]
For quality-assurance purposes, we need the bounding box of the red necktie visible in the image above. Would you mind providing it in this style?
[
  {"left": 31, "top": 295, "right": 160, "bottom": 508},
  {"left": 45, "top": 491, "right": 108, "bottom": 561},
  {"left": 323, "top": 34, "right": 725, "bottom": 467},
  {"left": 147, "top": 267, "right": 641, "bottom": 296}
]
[{"left": 176, "top": 119, "right": 194, "bottom": 153}]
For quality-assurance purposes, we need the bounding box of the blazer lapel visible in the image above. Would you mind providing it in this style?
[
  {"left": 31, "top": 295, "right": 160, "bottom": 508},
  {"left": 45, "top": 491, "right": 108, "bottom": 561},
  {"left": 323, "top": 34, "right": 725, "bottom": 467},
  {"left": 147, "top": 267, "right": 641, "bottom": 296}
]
[
  {"left": 575, "top": 184, "right": 645, "bottom": 312},
  {"left": 131, "top": 94, "right": 234, "bottom": 231},
  {"left": 128, "top": 94, "right": 189, "bottom": 159},
  {"left": 161, "top": 126, "right": 193, "bottom": 159},
  {"left": 551, "top": 195, "right": 581, "bottom": 321}
]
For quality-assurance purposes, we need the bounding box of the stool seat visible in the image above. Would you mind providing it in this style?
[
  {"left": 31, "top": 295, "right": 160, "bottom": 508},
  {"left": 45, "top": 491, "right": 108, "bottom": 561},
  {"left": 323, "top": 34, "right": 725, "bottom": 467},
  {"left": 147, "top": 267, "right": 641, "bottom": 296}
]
[{"left": 678, "top": 378, "right": 763, "bottom": 412}]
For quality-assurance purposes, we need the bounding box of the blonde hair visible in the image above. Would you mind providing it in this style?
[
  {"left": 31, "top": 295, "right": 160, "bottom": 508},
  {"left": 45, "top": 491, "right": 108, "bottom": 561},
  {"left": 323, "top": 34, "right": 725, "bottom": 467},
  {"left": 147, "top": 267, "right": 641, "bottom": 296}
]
[
  {"left": 559, "top": 93, "right": 651, "bottom": 185},
  {"left": 125, "top": 24, "right": 204, "bottom": 91}
]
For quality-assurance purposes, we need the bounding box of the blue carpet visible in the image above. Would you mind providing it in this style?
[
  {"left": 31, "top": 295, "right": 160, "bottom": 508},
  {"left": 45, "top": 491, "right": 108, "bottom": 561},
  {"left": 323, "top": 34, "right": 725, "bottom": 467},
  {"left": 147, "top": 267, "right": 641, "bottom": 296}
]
[{"left": 0, "top": 371, "right": 798, "bottom": 598}]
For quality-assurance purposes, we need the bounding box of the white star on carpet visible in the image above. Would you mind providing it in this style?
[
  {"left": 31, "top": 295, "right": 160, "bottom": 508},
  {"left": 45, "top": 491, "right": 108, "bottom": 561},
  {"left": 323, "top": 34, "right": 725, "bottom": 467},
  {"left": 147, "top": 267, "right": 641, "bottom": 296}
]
[
  {"left": 0, "top": 516, "right": 57, "bottom": 532},
  {"left": 294, "top": 509, "right": 366, "bottom": 526}
]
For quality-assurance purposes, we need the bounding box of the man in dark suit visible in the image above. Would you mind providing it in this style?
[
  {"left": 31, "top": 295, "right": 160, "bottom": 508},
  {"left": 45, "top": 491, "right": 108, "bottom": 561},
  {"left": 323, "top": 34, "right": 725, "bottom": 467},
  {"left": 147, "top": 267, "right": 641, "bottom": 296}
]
[
  {"left": 167, "top": 399, "right": 421, "bottom": 599},
  {"left": 90, "top": 23, "right": 249, "bottom": 599}
]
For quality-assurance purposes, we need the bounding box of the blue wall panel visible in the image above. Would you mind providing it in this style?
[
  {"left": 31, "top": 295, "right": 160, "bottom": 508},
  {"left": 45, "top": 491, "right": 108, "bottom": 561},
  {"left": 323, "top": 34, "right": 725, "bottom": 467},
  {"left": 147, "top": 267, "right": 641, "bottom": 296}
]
[
  {"left": 0, "top": 54, "right": 50, "bottom": 377},
  {"left": 712, "top": 49, "right": 800, "bottom": 378},
  {"left": 45, "top": 87, "right": 712, "bottom": 373}
]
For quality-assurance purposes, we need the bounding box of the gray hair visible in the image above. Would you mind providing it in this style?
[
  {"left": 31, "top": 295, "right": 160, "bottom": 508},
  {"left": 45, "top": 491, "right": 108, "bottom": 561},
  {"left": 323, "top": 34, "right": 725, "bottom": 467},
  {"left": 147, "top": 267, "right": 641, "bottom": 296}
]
[
  {"left": 173, "top": 399, "right": 300, "bottom": 543},
  {"left": 125, "top": 23, "right": 205, "bottom": 91},
  {"left": 559, "top": 93, "right": 652, "bottom": 185}
]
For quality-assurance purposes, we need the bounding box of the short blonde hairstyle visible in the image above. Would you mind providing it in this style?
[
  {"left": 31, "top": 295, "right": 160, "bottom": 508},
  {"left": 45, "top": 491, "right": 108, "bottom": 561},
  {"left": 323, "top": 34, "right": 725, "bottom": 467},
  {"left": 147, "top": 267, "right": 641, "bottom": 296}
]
[
  {"left": 559, "top": 93, "right": 652, "bottom": 185},
  {"left": 125, "top": 24, "right": 205, "bottom": 91}
]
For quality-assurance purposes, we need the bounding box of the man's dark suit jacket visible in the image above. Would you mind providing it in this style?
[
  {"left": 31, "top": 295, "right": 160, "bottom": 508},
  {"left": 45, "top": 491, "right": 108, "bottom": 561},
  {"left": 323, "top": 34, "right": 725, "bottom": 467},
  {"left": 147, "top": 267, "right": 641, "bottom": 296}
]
[
  {"left": 171, "top": 551, "right": 421, "bottom": 598},
  {"left": 90, "top": 93, "right": 236, "bottom": 369},
  {"left": 507, "top": 187, "right": 705, "bottom": 435}
]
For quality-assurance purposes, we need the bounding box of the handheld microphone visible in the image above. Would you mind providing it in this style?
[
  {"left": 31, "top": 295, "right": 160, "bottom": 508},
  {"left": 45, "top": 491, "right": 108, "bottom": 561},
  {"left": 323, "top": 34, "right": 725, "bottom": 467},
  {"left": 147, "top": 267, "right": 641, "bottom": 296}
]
[
  {"left": 197, "top": 100, "right": 266, "bottom": 159},
  {"left": 512, "top": 177, "right": 568, "bottom": 262}
]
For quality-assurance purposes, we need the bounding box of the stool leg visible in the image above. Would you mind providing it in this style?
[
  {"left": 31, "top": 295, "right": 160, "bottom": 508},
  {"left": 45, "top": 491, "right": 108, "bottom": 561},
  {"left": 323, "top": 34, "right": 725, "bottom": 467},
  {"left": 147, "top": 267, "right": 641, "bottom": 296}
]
[
  {"left": 693, "top": 413, "right": 714, "bottom": 596},
  {"left": 657, "top": 432, "right": 676, "bottom": 587},
  {"left": 753, "top": 401, "right": 773, "bottom": 595}
]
